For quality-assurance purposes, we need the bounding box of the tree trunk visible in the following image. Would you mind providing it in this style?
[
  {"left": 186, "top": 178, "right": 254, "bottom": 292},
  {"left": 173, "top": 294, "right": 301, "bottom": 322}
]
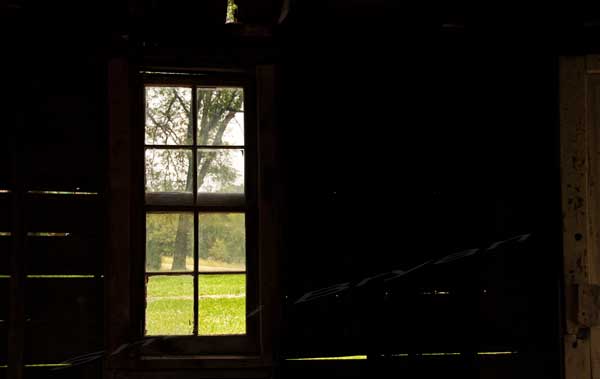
[
  {"left": 171, "top": 91, "right": 195, "bottom": 271},
  {"left": 169, "top": 90, "right": 240, "bottom": 271},
  {"left": 172, "top": 213, "right": 192, "bottom": 270}
]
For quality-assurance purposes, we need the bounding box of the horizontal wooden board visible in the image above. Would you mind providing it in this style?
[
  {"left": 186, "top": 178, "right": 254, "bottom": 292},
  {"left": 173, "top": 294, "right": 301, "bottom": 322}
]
[
  {"left": 0, "top": 238, "right": 9, "bottom": 275},
  {"left": 0, "top": 280, "right": 8, "bottom": 321},
  {"left": 23, "top": 361, "right": 103, "bottom": 379},
  {"left": 26, "top": 235, "right": 102, "bottom": 275},
  {"left": 0, "top": 195, "right": 10, "bottom": 232},
  {"left": 23, "top": 142, "right": 103, "bottom": 192},
  {"left": 25, "top": 320, "right": 103, "bottom": 364},
  {"left": 25, "top": 195, "right": 103, "bottom": 235},
  {"left": 0, "top": 149, "right": 11, "bottom": 190},
  {"left": 283, "top": 282, "right": 529, "bottom": 355},
  {"left": 0, "top": 326, "right": 6, "bottom": 365},
  {"left": 280, "top": 355, "right": 528, "bottom": 379},
  {"left": 25, "top": 278, "right": 102, "bottom": 321},
  {"left": 24, "top": 278, "right": 103, "bottom": 363}
]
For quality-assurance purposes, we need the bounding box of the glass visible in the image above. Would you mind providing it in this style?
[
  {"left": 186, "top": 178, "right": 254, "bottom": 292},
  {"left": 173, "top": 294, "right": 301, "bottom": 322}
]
[
  {"left": 197, "top": 88, "right": 244, "bottom": 146},
  {"left": 198, "top": 213, "right": 246, "bottom": 272},
  {"left": 145, "top": 149, "right": 193, "bottom": 193},
  {"left": 197, "top": 149, "right": 244, "bottom": 194},
  {"left": 146, "top": 213, "right": 194, "bottom": 273},
  {"left": 198, "top": 274, "right": 246, "bottom": 335},
  {"left": 145, "top": 87, "right": 192, "bottom": 145},
  {"left": 145, "top": 275, "right": 194, "bottom": 335}
]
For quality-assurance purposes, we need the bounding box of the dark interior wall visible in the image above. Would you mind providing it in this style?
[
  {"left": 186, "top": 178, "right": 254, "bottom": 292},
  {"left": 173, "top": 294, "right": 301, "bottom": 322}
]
[
  {"left": 278, "top": 3, "right": 563, "bottom": 378},
  {"left": 0, "top": 1, "right": 589, "bottom": 378}
]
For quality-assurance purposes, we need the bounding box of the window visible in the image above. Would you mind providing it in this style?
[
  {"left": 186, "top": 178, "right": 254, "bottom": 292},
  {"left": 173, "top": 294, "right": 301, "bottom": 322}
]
[
  {"left": 107, "top": 62, "right": 278, "bottom": 371},
  {"left": 144, "top": 83, "right": 247, "bottom": 337},
  {"left": 136, "top": 71, "right": 260, "bottom": 356}
]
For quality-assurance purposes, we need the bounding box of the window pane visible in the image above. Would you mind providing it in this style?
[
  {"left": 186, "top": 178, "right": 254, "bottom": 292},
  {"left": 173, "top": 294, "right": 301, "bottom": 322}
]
[
  {"left": 145, "top": 275, "right": 194, "bottom": 335},
  {"left": 197, "top": 88, "right": 244, "bottom": 146},
  {"left": 197, "top": 149, "right": 244, "bottom": 194},
  {"left": 199, "top": 274, "right": 246, "bottom": 335},
  {"left": 199, "top": 213, "right": 245, "bottom": 272},
  {"left": 145, "top": 149, "right": 193, "bottom": 194},
  {"left": 145, "top": 87, "right": 192, "bottom": 145},
  {"left": 146, "top": 213, "right": 193, "bottom": 273}
]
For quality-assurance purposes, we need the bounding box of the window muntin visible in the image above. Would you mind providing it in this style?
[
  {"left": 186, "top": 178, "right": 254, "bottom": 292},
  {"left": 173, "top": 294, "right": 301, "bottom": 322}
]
[{"left": 143, "top": 84, "right": 247, "bottom": 337}]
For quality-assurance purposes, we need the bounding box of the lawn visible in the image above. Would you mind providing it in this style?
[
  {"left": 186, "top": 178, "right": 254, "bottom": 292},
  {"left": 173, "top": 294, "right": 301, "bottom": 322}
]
[{"left": 145, "top": 274, "right": 246, "bottom": 336}]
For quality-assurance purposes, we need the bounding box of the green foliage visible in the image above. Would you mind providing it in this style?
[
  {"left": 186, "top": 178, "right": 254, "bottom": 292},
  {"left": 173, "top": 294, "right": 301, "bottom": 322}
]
[
  {"left": 199, "top": 213, "right": 245, "bottom": 264},
  {"left": 146, "top": 214, "right": 192, "bottom": 271},
  {"left": 226, "top": 0, "right": 238, "bottom": 23}
]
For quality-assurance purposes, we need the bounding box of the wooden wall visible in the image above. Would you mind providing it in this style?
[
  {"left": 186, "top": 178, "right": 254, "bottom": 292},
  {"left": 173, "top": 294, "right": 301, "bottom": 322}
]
[{"left": 0, "top": 1, "right": 578, "bottom": 378}]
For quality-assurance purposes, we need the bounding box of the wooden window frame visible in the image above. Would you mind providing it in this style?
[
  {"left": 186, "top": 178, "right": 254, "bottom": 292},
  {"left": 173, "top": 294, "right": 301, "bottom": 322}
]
[
  {"left": 107, "top": 59, "right": 280, "bottom": 373},
  {"left": 141, "top": 74, "right": 258, "bottom": 352}
]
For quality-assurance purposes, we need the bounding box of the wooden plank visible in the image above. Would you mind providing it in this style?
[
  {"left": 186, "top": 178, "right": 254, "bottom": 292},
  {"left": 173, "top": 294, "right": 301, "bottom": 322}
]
[
  {"left": 106, "top": 57, "right": 134, "bottom": 357},
  {"left": 256, "top": 64, "right": 281, "bottom": 366},
  {"left": 587, "top": 55, "right": 600, "bottom": 73},
  {"left": 24, "top": 278, "right": 102, "bottom": 363},
  {"left": 565, "top": 333, "right": 592, "bottom": 379},
  {"left": 24, "top": 142, "right": 102, "bottom": 192},
  {"left": 25, "top": 278, "right": 102, "bottom": 321},
  {"left": 25, "top": 195, "right": 102, "bottom": 235},
  {"left": 0, "top": 238, "right": 9, "bottom": 275},
  {"left": 0, "top": 326, "right": 6, "bottom": 365},
  {"left": 24, "top": 363, "right": 103, "bottom": 379},
  {"left": 561, "top": 55, "right": 595, "bottom": 379},
  {"left": 25, "top": 320, "right": 103, "bottom": 363},
  {"left": 9, "top": 137, "right": 25, "bottom": 379},
  {"left": 0, "top": 279, "right": 8, "bottom": 320},
  {"left": 586, "top": 74, "right": 600, "bottom": 379},
  {"left": 26, "top": 235, "right": 102, "bottom": 275},
  {"left": 0, "top": 150, "right": 10, "bottom": 190},
  {"left": 0, "top": 195, "right": 10, "bottom": 232}
]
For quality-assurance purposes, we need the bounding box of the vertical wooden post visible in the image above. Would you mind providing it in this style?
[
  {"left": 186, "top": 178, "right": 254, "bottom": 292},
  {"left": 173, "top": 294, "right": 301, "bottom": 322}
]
[
  {"left": 8, "top": 86, "right": 25, "bottom": 379},
  {"left": 559, "top": 54, "right": 600, "bottom": 379},
  {"left": 106, "top": 57, "right": 134, "bottom": 361},
  {"left": 583, "top": 58, "right": 600, "bottom": 379},
  {"left": 257, "top": 64, "right": 282, "bottom": 366}
]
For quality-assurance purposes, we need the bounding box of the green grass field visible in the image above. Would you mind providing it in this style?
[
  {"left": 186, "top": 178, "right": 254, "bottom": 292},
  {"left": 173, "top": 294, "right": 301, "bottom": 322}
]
[{"left": 145, "top": 274, "right": 246, "bottom": 335}]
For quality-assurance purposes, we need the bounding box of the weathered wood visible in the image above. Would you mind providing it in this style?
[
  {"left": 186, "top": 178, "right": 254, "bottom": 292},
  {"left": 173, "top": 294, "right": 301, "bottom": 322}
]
[
  {"left": 24, "top": 143, "right": 102, "bottom": 192},
  {"left": 588, "top": 55, "right": 600, "bottom": 74},
  {"left": 577, "top": 284, "right": 600, "bottom": 327},
  {"left": 23, "top": 278, "right": 102, "bottom": 364},
  {"left": 9, "top": 115, "right": 25, "bottom": 379},
  {"left": 112, "top": 366, "right": 271, "bottom": 378},
  {"left": 560, "top": 58, "right": 590, "bottom": 379},
  {"left": 0, "top": 195, "right": 10, "bottom": 232},
  {"left": 565, "top": 333, "right": 592, "bottom": 379},
  {"left": 585, "top": 71, "right": 600, "bottom": 379},
  {"left": 256, "top": 64, "right": 281, "bottom": 365},
  {"left": 0, "top": 149, "right": 10, "bottom": 190},
  {"left": 145, "top": 192, "right": 246, "bottom": 208},
  {"left": 25, "top": 195, "right": 102, "bottom": 235},
  {"left": 26, "top": 235, "right": 101, "bottom": 275},
  {"left": 0, "top": 238, "right": 9, "bottom": 275},
  {"left": 560, "top": 55, "right": 600, "bottom": 379},
  {"left": 107, "top": 57, "right": 134, "bottom": 356}
]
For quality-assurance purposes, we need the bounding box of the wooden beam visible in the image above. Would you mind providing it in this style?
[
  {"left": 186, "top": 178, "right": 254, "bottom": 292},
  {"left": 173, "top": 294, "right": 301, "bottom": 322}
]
[
  {"left": 560, "top": 55, "right": 592, "bottom": 379},
  {"left": 107, "top": 57, "right": 134, "bottom": 358}
]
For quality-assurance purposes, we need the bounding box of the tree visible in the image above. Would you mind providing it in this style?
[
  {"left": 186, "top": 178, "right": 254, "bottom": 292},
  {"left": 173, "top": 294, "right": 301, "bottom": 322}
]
[{"left": 145, "top": 86, "right": 245, "bottom": 271}]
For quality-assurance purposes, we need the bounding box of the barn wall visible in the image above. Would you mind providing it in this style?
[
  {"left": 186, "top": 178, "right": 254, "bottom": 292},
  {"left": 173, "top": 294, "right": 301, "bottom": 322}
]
[{"left": 2, "top": 1, "right": 592, "bottom": 378}]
